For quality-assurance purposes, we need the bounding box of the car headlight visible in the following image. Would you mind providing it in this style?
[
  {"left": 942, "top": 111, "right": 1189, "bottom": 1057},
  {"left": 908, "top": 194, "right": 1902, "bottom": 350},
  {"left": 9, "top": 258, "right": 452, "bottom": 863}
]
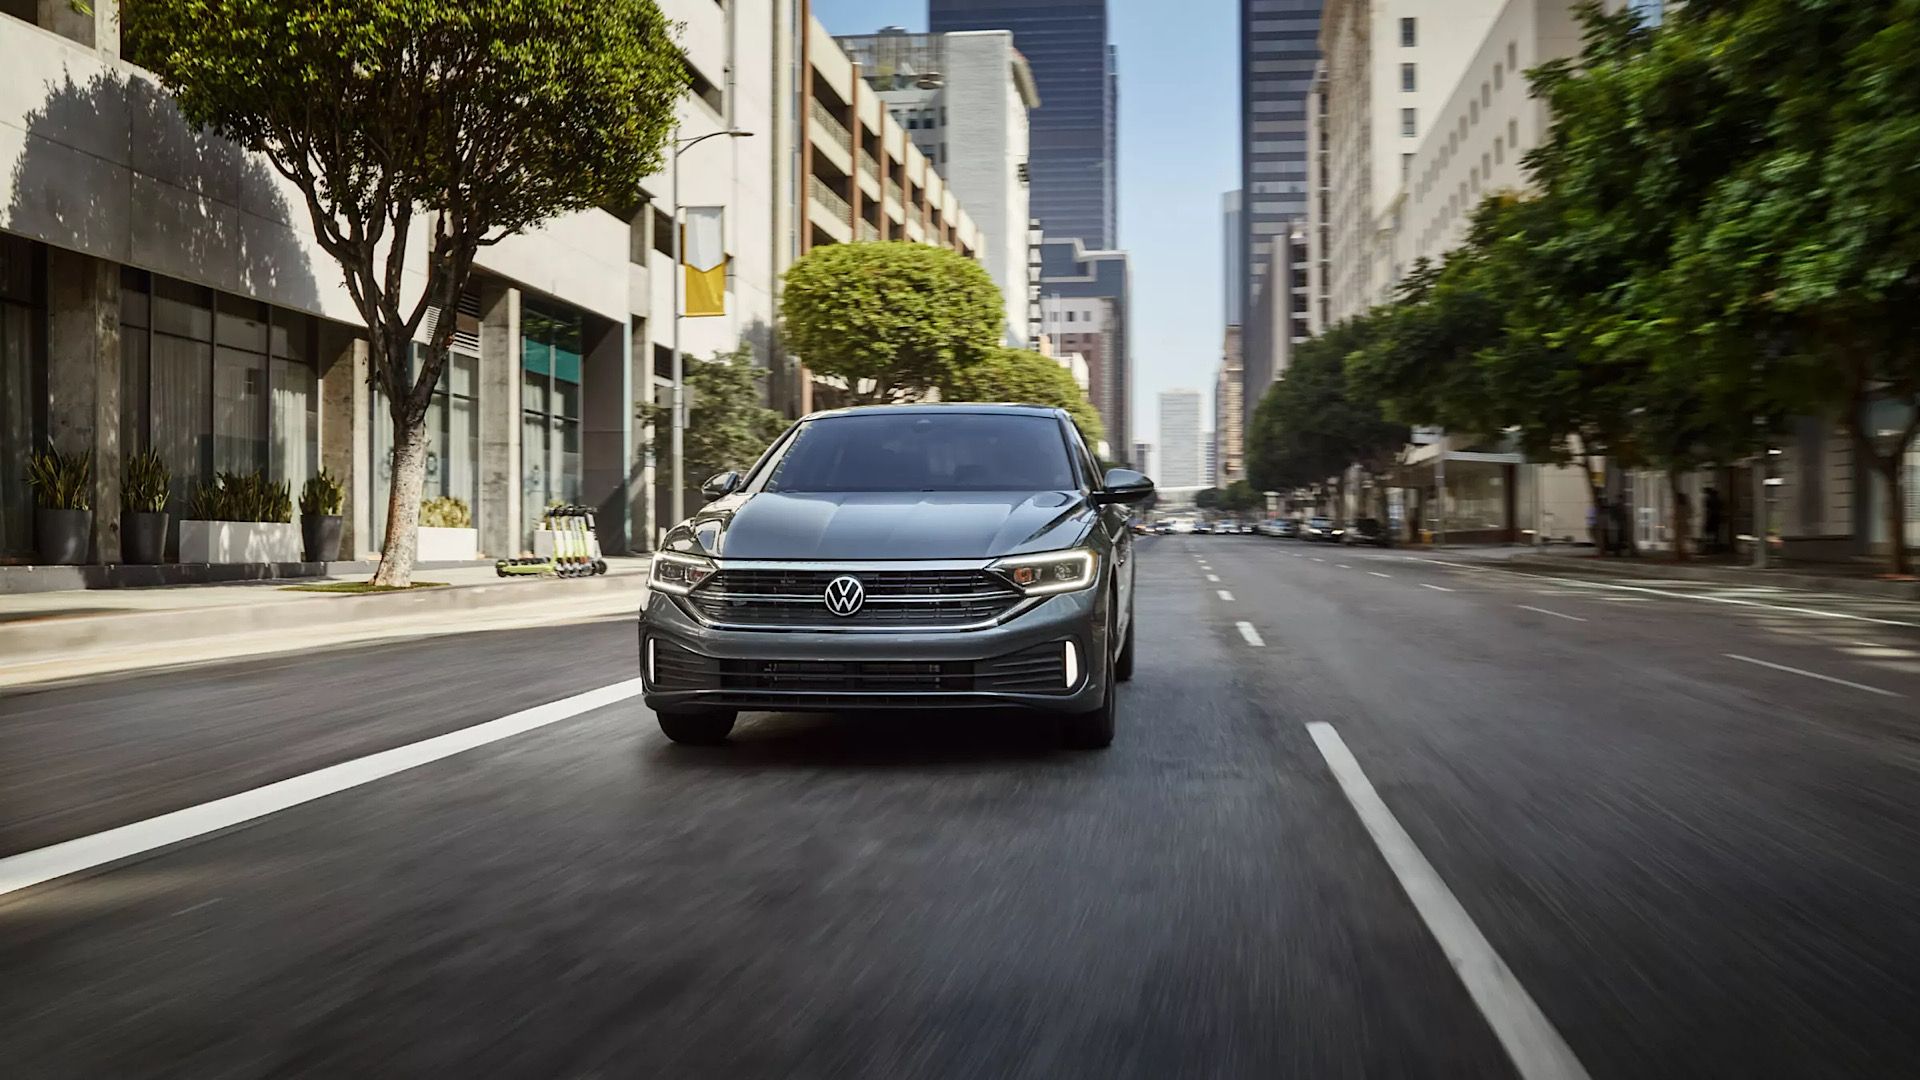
[
  {"left": 989, "top": 548, "right": 1098, "bottom": 595},
  {"left": 649, "top": 551, "right": 716, "bottom": 595}
]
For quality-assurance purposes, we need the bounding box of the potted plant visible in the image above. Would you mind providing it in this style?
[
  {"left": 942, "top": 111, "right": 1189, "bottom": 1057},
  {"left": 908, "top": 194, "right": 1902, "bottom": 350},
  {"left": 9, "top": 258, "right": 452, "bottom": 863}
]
[
  {"left": 417, "top": 495, "right": 478, "bottom": 561},
  {"left": 25, "top": 443, "right": 92, "bottom": 565},
  {"left": 299, "top": 468, "right": 345, "bottom": 562},
  {"left": 121, "top": 448, "right": 171, "bottom": 564},
  {"left": 180, "top": 470, "right": 302, "bottom": 563}
]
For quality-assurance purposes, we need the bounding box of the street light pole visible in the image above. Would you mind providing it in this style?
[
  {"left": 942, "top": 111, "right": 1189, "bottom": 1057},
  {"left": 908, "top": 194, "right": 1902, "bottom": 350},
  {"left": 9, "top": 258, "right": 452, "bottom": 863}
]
[{"left": 668, "top": 127, "right": 753, "bottom": 533}]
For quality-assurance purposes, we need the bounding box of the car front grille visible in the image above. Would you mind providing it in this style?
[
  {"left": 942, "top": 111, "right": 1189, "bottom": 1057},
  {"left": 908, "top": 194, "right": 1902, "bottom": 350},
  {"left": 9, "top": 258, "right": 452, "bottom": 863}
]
[
  {"left": 684, "top": 568, "right": 1024, "bottom": 629},
  {"left": 648, "top": 640, "right": 1069, "bottom": 699}
]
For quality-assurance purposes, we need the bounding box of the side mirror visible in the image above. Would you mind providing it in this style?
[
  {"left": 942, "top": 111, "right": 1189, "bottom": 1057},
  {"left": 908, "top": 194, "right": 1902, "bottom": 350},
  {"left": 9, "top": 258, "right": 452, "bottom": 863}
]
[
  {"left": 701, "top": 471, "right": 742, "bottom": 500},
  {"left": 1092, "top": 468, "right": 1154, "bottom": 505}
]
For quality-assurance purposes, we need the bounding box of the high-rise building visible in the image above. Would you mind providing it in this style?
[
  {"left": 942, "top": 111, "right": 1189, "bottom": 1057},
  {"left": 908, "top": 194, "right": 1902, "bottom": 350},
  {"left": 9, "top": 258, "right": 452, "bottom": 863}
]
[
  {"left": 931, "top": 0, "right": 1117, "bottom": 250},
  {"left": 1215, "top": 326, "right": 1246, "bottom": 485},
  {"left": 1039, "top": 239, "right": 1130, "bottom": 457},
  {"left": 1222, "top": 190, "right": 1245, "bottom": 327},
  {"left": 1157, "top": 389, "right": 1204, "bottom": 489},
  {"left": 838, "top": 28, "right": 1042, "bottom": 345},
  {"left": 1203, "top": 434, "right": 1218, "bottom": 488},
  {"left": 1239, "top": 0, "right": 1322, "bottom": 329},
  {"left": 1131, "top": 441, "right": 1153, "bottom": 478}
]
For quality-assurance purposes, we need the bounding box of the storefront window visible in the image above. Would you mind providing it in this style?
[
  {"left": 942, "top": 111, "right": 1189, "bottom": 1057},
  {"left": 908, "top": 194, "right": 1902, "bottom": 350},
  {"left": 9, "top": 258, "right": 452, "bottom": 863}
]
[
  {"left": 371, "top": 337, "right": 480, "bottom": 543},
  {"left": 0, "top": 234, "right": 43, "bottom": 557},
  {"left": 520, "top": 302, "right": 585, "bottom": 541},
  {"left": 121, "top": 271, "right": 319, "bottom": 516}
]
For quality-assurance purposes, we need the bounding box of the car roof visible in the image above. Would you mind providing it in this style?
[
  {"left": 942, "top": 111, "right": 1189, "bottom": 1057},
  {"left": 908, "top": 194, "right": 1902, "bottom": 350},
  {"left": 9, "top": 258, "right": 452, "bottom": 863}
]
[{"left": 801, "top": 402, "right": 1071, "bottom": 422}]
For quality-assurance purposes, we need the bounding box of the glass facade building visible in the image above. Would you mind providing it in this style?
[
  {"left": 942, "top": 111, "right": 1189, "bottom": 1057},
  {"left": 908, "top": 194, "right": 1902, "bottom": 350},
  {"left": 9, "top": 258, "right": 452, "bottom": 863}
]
[
  {"left": 930, "top": 0, "right": 1117, "bottom": 250},
  {"left": 1239, "top": 0, "right": 1322, "bottom": 326}
]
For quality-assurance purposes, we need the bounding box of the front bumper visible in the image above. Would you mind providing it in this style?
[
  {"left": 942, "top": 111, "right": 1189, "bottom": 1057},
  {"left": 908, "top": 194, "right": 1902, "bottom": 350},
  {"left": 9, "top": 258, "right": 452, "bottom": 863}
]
[{"left": 639, "top": 586, "right": 1109, "bottom": 714}]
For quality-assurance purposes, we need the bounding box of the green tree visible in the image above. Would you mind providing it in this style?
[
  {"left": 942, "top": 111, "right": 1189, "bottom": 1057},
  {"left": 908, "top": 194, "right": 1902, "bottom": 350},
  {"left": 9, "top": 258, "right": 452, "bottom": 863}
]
[
  {"left": 780, "top": 242, "right": 1004, "bottom": 405},
  {"left": 939, "top": 346, "right": 1106, "bottom": 450},
  {"left": 1249, "top": 318, "right": 1408, "bottom": 520},
  {"left": 127, "top": 0, "right": 685, "bottom": 586},
  {"left": 640, "top": 346, "right": 787, "bottom": 490},
  {"left": 1193, "top": 488, "right": 1223, "bottom": 511}
]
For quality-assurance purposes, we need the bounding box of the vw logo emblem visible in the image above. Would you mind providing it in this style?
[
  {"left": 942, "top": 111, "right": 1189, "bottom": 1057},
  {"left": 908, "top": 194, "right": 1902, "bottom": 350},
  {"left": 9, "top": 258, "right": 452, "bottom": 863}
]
[{"left": 823, "top": 575, "right": 865, "bottom": 617}]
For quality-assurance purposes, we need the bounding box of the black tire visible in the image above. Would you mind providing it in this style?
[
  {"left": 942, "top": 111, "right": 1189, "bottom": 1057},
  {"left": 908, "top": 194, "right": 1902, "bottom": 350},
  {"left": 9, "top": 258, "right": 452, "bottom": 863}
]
[
  {"left": 657, "top": 710, "right": 736, "bottom": 745},
  {"left": 1064, "top": 597, "right": 1118, "bottom": 749},
  {"left": 1114, "top": 596, "right": 1136, "bottom": 683}
]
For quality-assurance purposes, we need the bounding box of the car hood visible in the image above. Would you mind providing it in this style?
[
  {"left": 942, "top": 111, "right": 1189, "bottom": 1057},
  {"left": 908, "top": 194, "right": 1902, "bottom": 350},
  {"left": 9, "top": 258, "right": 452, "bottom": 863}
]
[{"left": 665, "top": 490, "right": 1097, "bottom": 561}]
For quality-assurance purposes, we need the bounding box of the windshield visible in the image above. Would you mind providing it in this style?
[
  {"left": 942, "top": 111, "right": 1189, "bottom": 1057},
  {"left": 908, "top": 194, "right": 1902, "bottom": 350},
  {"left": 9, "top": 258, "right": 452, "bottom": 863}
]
[
  {"left": 1309, "top": 517, "right": 1332, "bottom": 527},
  {"left": 753, "top": 412, "right": 1077, "bottom": 494}
]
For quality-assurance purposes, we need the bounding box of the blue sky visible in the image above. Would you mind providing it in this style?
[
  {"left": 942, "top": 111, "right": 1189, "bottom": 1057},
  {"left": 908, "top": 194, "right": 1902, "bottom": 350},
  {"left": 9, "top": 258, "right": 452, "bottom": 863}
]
[{"left": 808, "top": 0, "right": 1237, "bottom": 450}]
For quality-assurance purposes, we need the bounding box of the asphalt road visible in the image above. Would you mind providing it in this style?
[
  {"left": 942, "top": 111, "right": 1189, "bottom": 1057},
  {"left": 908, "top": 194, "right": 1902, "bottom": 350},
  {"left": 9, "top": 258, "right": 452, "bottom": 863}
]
[{"left": 5, "top": 536, "right": 1920, "bottom": 1078}]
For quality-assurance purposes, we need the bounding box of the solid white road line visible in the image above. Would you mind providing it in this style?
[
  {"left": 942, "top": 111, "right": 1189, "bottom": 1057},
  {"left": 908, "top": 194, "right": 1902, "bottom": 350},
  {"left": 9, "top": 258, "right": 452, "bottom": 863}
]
[
  {"left": 1723, "top": 654, "right": 1902, "bottom": 698},
  {"left": 1206, "top": 573, "right": 1221, "bottom": 583},
  {"left": 1218, "top": 590, "right": 1235, "bottom": 601},
  {"left": 1526, "top": 573, "right": 1920, "bottom": 629},
  {"left": 1236, "top": 622, "right": 1265, "bottom": 647},
  {"left": 1516, "top": 605, "right": 1587, "bottom": 623},
  {"left": 1421, "top": 583, "right": 1454, "bottom": 592},
  {"left": 1369, "top": 571, "right": 1392, "bottom": 579},
  {"left": 1307, "top": 723, "right": 1592, "bottom": 1080},
  {"left": 0, "top": 678, "right": 648, "bottom": 899}
]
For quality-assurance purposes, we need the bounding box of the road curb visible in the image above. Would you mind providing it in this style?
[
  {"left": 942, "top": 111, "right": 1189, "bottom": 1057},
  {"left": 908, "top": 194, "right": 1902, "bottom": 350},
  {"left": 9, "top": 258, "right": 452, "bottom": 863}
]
[
  {"left": 0, "top": 573, "right": 646, "bottom": 666},
  {"left": 1496, "top": 555, "right": 1920, "bottom": 600}
]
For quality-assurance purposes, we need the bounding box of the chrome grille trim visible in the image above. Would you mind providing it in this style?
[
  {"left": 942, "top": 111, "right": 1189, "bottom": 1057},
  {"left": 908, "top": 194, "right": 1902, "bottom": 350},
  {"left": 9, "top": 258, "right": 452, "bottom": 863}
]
[{"left": 680, "top": 560, "right": 1032, "bottom": 632}]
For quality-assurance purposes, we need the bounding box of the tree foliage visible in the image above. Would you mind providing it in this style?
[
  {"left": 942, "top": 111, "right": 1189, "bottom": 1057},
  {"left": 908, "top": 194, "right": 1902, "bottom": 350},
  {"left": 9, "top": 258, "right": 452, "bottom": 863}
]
[
  {"left": 1248, "top": 319, "right": 1408, "bottom": 500},
  {"left": 127, "top": 0, "right": 687, "bottom": 584},
  {"left": 940, "top": 346, "right": 1106, "bottom": 450},
  {"left": 780, "top": 242, "right": 1004, "bottom": 404},
  {"left": 641, "top": 346, "right": 787, "bottom": 486}
]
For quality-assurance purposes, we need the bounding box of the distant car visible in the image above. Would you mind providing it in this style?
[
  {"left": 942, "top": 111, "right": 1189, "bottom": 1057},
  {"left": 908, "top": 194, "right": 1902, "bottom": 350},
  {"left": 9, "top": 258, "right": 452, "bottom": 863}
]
[
  {"left": 1302, "top": 516, "right": 1345, "bottom": 543},
  {"left": 1169, "top": 519, "right": 1195, "bottom": 535},
  {"left": 1271, "top": 518, "right": 1302, "bottom": 540},
  {"left": 1193, "top": 521, "right": 1214, "bottom": 535},
  {"left": 1153, "top": 521, "right": 1174, "bottom": 535},
  {"left": 1343, "top": 517, "right": 1393, "bottom": 547}
]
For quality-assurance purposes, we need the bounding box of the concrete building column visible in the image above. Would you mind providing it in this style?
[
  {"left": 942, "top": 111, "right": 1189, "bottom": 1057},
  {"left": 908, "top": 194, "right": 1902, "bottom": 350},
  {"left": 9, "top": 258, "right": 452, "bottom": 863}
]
[
  {"left": 317, "top": 327, "right": 368, "bottom": 558},
  {"left": 633, "top": 317, "right": 658, "bottom": 551},
  {"left": 476, "top": 281, "right": 522, "bottom": 558},
  {"left": 44, "top": 248, "right": 120, "bottom": 563},
  {"left": 581, "top": 315, "right": 634, "bottom": 554}
]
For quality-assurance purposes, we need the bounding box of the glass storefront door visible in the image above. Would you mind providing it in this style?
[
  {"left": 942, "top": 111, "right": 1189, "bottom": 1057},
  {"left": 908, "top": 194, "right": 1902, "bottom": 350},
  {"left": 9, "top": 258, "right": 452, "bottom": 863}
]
[
  {"left": 0, "top": 235, "right": 42, "bottom": 558},
  {"left": 519, "top": 303, "right": 584, "bottom": 544}
]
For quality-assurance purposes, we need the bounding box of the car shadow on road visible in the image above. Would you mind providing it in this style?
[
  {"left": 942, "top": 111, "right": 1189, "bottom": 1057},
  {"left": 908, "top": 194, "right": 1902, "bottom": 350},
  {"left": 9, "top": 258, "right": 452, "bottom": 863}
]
[{"left": 649, "top": 709, "right": 1079, "bottom": 771}]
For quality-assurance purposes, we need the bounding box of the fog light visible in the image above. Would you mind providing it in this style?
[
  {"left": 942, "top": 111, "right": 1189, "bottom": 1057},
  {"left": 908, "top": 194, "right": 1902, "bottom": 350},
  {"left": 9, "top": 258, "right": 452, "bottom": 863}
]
[
  {"left": 1064, "top": 641, "right": 1079, "bottom": 689},
  {"left": 646, "top": 637, "right": 656, "bottom": 685}
]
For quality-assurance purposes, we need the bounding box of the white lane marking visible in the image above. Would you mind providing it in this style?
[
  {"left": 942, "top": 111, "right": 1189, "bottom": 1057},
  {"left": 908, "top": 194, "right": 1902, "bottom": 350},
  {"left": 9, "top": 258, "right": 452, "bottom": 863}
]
[
  {"left": 1311, "top": 557, "right": 1326, "bottom": 564},
  {"left": 1522, "top": 573, "right": 1920, "bottom": 629},
  {"left": 1428, "top": 560, "right": 1493, "bottom": 573},
  {"left": 1236, "top": 621, "right": 1265, "bottom": 647},
  {"left": 1218, "top": 590, "right": 1235, "bottom": 601},
  {"left": 1307, "top": 723, "right": 1592, "bottom": 1080},
  {"left": 1723, "top": 654, "right": 1903, "bottom": 698},
  {"left": 0, "top": 678, "right": 648, "bottom": 899},
  {"left": 1516, "top": 605, "right": 1587, "bottom": 623},
  {"left": 1337, "top": 563, "right": 1352, "bottom": 569},
  {"left": 1369, "top": 571, "right": 1392, "bottom": 579},
  {"left": 1206, "top": 573, "right": 1221, "bottom": 583},
  {"left": 1420, "top": 583, "right": 1454, "bottom": 592},
  {"left": 1290, "top": 553, "right": 1303, "bottom": 558}
]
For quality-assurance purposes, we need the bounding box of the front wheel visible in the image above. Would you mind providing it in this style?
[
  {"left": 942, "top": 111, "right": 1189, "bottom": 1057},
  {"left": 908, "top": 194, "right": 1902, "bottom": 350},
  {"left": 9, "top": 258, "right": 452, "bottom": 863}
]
[
  {"left": 656, "top": 709, "right": 736, "bottom": 745},
  {"left": 1114, "top": 599, "right": 1136, "bottom": 683}
]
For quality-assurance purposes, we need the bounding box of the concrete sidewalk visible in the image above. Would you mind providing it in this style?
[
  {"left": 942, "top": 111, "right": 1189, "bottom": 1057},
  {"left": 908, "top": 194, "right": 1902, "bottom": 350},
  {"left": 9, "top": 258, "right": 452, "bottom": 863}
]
[
  {"left": 0, "top": 558, "right": 650, "bottom": 689},
  {"left": 1440, "top": 546, "right": 1920, "bottom": 600}
]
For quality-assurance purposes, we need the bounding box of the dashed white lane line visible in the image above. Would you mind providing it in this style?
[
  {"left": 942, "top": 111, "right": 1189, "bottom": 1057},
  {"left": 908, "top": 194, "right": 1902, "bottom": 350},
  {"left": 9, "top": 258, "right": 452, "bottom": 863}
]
[
  {"left": 1206, "top": 573, "right": 1221, "bottom": 583},
  {"left": 1311, "top": 557, "right": 1326, "bottom": 564},
  {"left": 1337, "top": 563, "right": 1352, "bottom": 569},
  {"left": 1307, "top": 723, "right": 1592, "bottom": 1080},
  {"left": 1420, "top": 583, "right": 1454, "bottom": 592},
  {"left": 0, "top": 678, "right": 649, "bottom": 899},
  {"left": 1516, "top": 605, "right": 1587, "bottom": 623},
  {"left": 1236, "top": 621, "right": 1265, "bottom": 647},
  {"left": 1368, "top": 571, "right": 1392, "bottom": 579},
  {"left": 1723, "top": 654, "right": 1903, "bottom": 698},
  {"left": 1218, "top": 589, "right": 1235, "bottom": 601}
]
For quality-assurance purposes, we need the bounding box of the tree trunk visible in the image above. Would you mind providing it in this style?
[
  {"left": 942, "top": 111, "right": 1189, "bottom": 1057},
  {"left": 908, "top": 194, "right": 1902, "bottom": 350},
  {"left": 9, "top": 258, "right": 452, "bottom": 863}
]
[
  {"left": 1669, "top": 468, "right": 1691, "bottom": 563},
  {"left": 1881, "top": 454, "right": 1912, "bottom": 578},
  {"left": 372, "top": 400, "right": 431, "bottom": 588}
]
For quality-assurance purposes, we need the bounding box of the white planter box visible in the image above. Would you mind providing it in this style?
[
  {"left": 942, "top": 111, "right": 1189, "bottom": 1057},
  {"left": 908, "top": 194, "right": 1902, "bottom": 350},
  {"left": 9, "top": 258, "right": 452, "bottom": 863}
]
[
  {"left": 416, "top": 526, "right": 478, "bottom": 562},
  {"left": 179, "top": 520, "right": 303, "bottom": 564}
]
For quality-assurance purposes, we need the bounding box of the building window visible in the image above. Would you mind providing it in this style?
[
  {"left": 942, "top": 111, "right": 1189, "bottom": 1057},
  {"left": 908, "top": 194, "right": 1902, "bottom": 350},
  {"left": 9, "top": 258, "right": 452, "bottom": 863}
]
[
  {"left": 1402, "top": 153, "right": 1413, "bottom": 181},
  {"left": 1483, "top": 151, "right": 1492, "bottom": 178},
  {"left": 1401, "top": 17, "right": 1417, "bottom": 47},
  {"left": 1509, "top": 117, "right": 1520, "bottom": 147},
  {"left": 1483, "top": 82, "right": 1492, "bottom": 108},
  {"left": 1470, "top": 99, "right": 1479, "bottom": 124},
  {"left": 1401, "top": 108, "right": 1417, "bottom": 137},
  {"left": 520, "top": 302, "right": 584, "bottom": 541},
  {"left": 1494, "top": 63, "right": 1504, "bottom": 91},
  {"left": 1508, "top": 41, "right": 1518, "bottom": 70},
  {"left": 0, "top": 234, "right": 43, "bottom": 557},
  {"left": 1401, "top": 63, "right": 1416, "bottom": 92},
  {"left": 1494, "top": 137, "right": 1504, "bottom": 164}
]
